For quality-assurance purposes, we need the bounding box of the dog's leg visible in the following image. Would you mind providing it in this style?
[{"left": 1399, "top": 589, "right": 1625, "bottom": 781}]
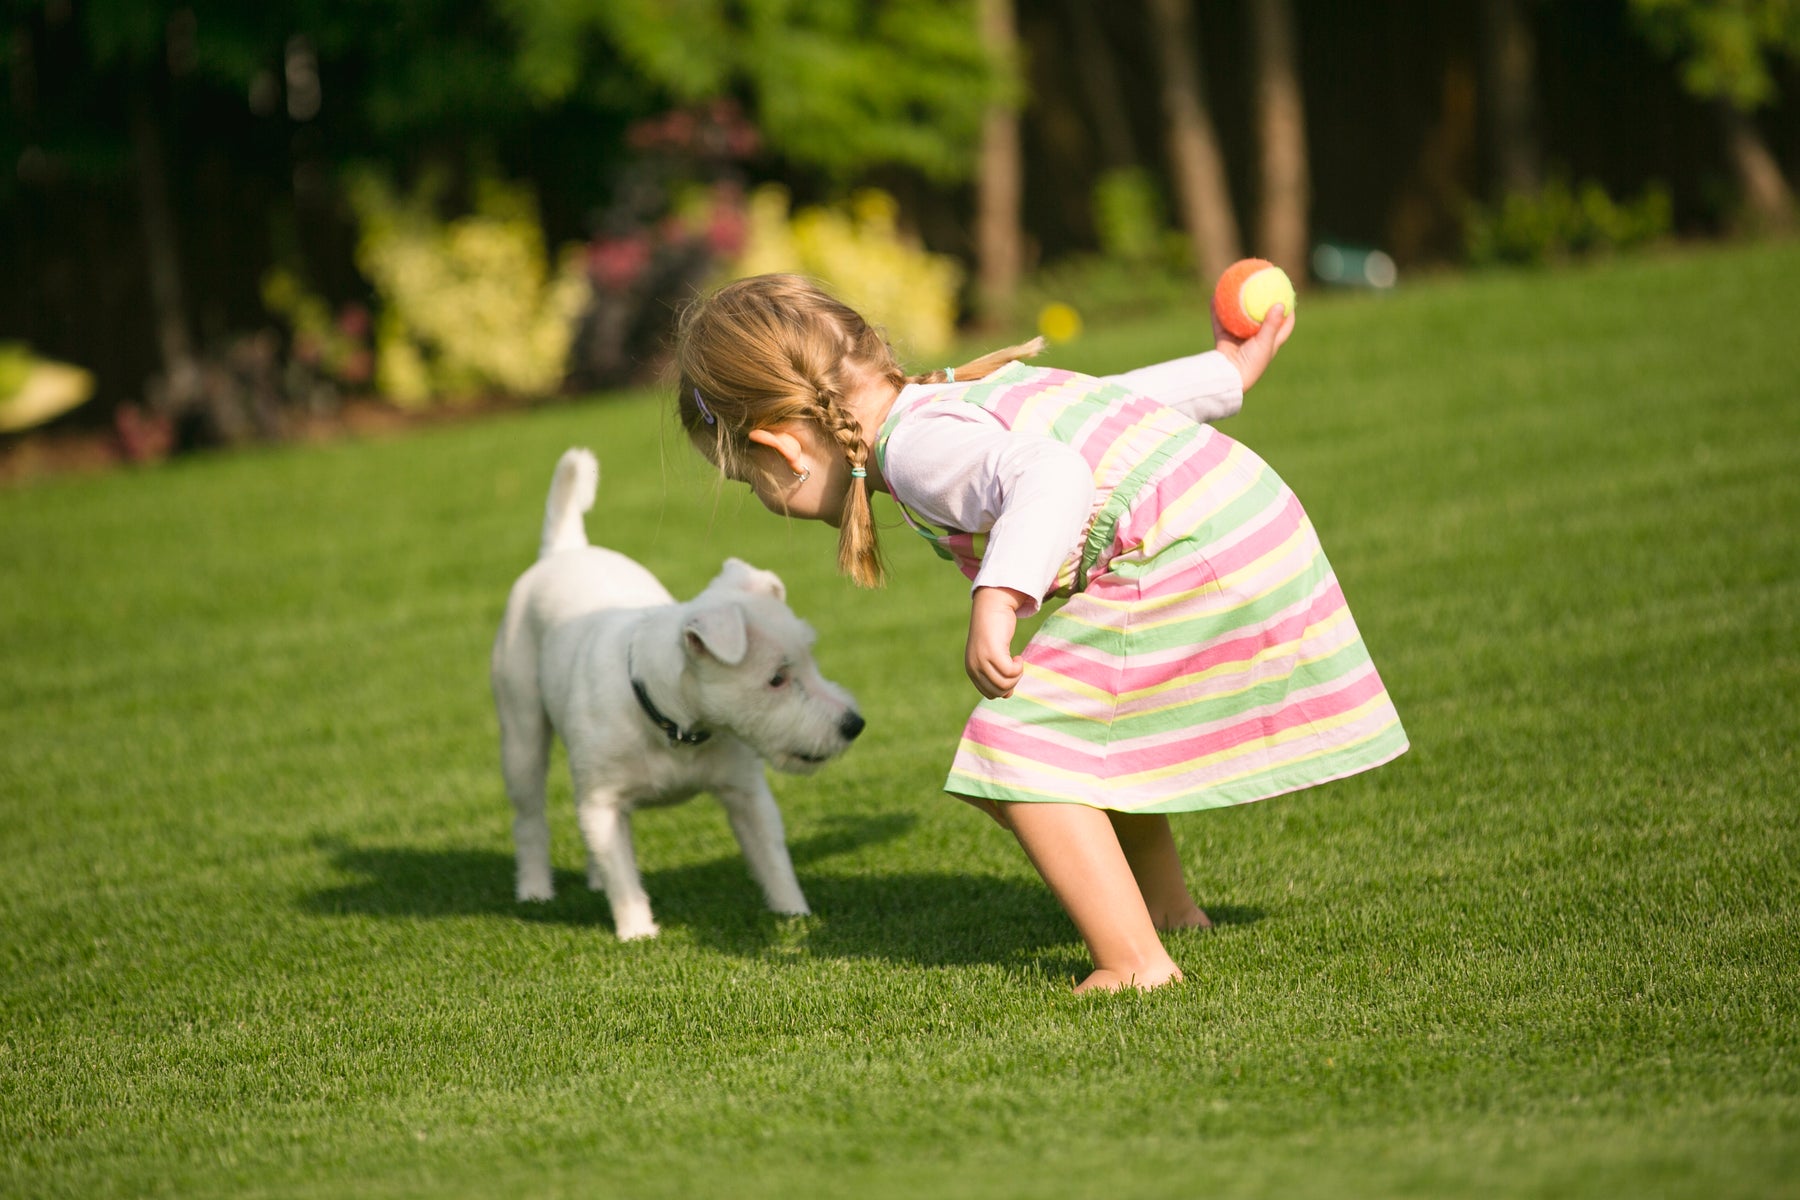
[
  {"left": 576, "top": 794, "right": 659, "bottom": 940},
  {"left": 716, "top": 778, "right": 810, "bottom": 917},
  {"left": 500, "top": 707, "right": 556, "bottom": 902}
]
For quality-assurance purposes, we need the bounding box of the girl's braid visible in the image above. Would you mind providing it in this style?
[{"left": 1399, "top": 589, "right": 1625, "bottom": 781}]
[
  {"left": 810, "top": 357, "right": 885, "bottom": 588},
  {"left": 814, "top": 383, "right": 867, "bottom": 469}
]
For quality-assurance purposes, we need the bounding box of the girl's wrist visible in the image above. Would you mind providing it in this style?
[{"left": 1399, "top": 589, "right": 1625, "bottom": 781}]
[
  {"left": 1212, "top": 342, "right": 1251, "bottom": 389},
  {"left": 973, "top": 585, "right": 1030, "bottom": 613}
]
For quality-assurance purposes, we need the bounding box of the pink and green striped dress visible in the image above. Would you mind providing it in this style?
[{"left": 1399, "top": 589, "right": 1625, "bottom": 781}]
[{"left": 876, "top": 361, "right": 1407, "bottom": 813}]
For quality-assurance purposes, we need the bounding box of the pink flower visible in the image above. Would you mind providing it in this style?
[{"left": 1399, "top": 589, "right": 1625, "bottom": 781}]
[
  {"left": 588, "top": 235, "right": 651, "bottom": 290},
  {"left": 662, "top": 111, "right": 696, "bottom": 148},
  {"left": 336, "top": 303, "right": 371, "bottom": 340},
  {"left": 706, "top": 205, "right": 747, "bottom": 259}
]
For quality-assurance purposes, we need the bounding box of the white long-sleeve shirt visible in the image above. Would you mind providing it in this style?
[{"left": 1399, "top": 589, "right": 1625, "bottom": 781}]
[{"left": 881, "top": 351, "right": 1245, "bottom": 616}]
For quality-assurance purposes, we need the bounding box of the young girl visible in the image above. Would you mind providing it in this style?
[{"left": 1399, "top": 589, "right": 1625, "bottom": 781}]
[{"left": 674, "top": 274, "right": 1406, "bottom": 993}]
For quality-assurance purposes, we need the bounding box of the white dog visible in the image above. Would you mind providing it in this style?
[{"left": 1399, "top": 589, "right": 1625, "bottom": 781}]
[{"left": 491, "top": 448, "right": 864, "bottom": 939}]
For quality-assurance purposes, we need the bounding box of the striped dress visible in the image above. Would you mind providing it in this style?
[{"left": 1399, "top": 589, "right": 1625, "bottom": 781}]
[{"left": 875, "top": 360, "right": 1407, "bottom": 814}]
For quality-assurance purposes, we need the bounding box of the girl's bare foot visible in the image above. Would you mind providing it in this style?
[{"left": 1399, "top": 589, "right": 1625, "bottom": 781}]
[
  {"left": 1109, "top": 812, "right": 1210, "bottom": 931},
  {"left": 995, "top": 801, "right": 1183, "bottom": 998},
  {"left": 1151, "top": 902, "right": 1212, "bottom": 932},
  {"left": 1074, "top": 961, "right": 1185, "bottom": 994}
]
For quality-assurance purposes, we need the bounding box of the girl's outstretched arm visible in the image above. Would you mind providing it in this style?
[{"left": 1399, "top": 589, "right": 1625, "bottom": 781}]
[
  {"left": 1108, "top": 351, "right": 1245, "bottom": 424},
  {"left": 1108, "top": 301, "right": 1296, "bottom": 426},
  {"left": 966, "top": 586, "right": 1030, "bottom": 699}
]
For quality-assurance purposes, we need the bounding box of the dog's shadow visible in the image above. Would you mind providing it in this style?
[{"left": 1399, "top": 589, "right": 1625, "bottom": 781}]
[{"left": 302, "top": 814, "right": 1263, "bottom": 973}]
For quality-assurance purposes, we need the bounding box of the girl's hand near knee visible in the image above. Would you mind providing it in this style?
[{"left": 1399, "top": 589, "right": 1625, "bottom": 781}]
[
  {"left": 967, "top": 587, "right": 1029, "bottom": 699},
  {"left": 1213, "top": 302, "right": 1296, "bottom": 392}
]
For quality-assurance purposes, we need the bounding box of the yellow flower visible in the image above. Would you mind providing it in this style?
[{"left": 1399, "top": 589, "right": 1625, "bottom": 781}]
[
  {"left": 727, "top": 185, "right": 963, "bottom": 357},
  {"left": 347, "top": 173, "right": 588, "bottom": 404},
  {"left": 1037, "top": 302, "right": 1083, "bottom": 344}
]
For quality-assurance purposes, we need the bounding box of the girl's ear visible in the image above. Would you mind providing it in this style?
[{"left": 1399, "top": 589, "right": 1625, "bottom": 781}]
[{"left": 746, "top": 425, "right": 808, "bottom": 476}]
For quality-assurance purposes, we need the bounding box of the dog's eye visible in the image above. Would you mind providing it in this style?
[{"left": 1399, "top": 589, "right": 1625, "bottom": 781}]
[{"left": 768, "top": 671, "right": 788, "bottom": 689}]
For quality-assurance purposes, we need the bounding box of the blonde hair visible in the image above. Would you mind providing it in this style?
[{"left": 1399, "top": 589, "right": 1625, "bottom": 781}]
[{"left": 676, "top": 273, "right": 1042, "bottom": 588}]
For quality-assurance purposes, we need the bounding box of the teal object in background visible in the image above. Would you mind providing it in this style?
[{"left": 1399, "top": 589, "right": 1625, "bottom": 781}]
[{"left": 1313, "top": 241, "right": 1399, "bottom": 289}]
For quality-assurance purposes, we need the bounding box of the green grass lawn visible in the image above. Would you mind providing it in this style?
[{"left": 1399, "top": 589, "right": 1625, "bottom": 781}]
[{"left": 3, "top": 241, "right": 1797, "bottom": 1199}]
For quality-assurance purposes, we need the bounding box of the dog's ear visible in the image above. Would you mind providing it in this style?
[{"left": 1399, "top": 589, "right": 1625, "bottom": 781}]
[
  {"left": 714, "top": 556, "right": 787, "bottom": 603},
  {"left": 683, "top": 602, "right": 748, "bottom": 665}
]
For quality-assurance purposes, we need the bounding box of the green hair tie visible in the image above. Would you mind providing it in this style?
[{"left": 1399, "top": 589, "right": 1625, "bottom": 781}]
[{"left": 850, "top": 467, "right": 867, "bottom": 478}]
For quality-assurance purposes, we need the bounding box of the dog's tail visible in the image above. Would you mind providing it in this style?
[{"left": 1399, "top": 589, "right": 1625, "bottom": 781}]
[{"left": 539, "top": 448, "right": 599, "bottom": 559}]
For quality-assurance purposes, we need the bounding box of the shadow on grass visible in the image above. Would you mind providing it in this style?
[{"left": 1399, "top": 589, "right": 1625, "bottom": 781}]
[{"left": 302, "top": 812, "right": 1265, "bottom": 976}]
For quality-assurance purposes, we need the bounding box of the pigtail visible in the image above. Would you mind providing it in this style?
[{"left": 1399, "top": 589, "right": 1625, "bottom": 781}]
[
  {"left": 907, "top": 336, "right": 1046, "bottom": 385},
  {"left": 836, "top": 468, "right": 885, "bottom": 589},
  {"left": 814, "top": 381, "right": 887, "bottom": 589}
]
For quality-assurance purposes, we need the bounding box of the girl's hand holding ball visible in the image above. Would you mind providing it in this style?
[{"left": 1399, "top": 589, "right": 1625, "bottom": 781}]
[{"left": 1211, "top": 258, "right": 1297, "bottom": 391}]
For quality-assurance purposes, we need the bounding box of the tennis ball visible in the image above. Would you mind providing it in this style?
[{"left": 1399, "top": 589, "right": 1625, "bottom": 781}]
[{"left": 1213, "top": 258, "right": 1296, "bottom": 339}]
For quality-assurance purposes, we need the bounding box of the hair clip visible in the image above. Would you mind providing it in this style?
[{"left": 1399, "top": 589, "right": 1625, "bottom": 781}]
[{"left": 692, "top": 387, "right": 716, "bottom": 425}]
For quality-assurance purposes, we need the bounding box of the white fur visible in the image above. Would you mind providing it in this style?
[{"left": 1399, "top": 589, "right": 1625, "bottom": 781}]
[{"left": 491, "top": 448, "right": 863, "bottom": 940}]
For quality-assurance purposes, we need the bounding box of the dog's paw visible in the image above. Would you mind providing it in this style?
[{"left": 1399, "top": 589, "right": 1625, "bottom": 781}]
[
  {"left": 516, "top": 879, "right": 555, "bottom": 903},
  {"left": 610, "top": 897, "right": 660, "bottom": 940}
]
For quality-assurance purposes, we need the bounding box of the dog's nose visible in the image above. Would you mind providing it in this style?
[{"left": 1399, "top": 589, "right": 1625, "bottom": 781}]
[{"left": 840, "top": 711, "right": 866, "bottom": 741}]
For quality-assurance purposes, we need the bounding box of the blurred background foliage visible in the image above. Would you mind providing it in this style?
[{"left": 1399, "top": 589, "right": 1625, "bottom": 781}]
[
  {"left": 344, "top": 171, "right": 590, "bottom": 406},
  {"left": 2, "top": 0, "right": 1798, "bottom": 462},
  {"left": 734, "top": 185, "right": 965, "bottom": 358}
]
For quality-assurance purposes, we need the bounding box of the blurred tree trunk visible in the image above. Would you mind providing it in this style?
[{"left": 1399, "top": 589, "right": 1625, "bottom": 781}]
[
  {"left": 1062, "top": 0, "right": 1139, "bottom": 170},
  {"left": 976, "top": 0, "right": 1024, "bottom": 329},
  {"left": 1481, "top": 0, "right": 1542, "bottom": 198},
  {"left": 1146, "top": 0, "right": 1241, "bottom": 282},
  {"left": 1250, "top": 0, "right": 1309, "bottom": 275},
  {"left": 129, "top": 88, "right": 208, "bottom": 425},
  {"left": 1385, "top": 60, "right": 1479, "bottom": 265},
  {"left": 1718, "top": 102, "right": 1796, "bottom": 232}
]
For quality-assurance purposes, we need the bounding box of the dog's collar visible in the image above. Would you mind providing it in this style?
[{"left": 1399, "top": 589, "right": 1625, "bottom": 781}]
[{"left": 628, "top": 645, "right": 710, "bottom": 747}]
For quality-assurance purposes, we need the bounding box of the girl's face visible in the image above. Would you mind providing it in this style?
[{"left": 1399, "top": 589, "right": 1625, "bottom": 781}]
[{"left": 732, "top": 420, "right": 853, "bottom": 528}]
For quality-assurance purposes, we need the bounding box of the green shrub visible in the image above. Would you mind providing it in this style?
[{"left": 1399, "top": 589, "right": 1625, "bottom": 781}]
[
  {"left": 258, "top": 271, "right": 373, "bottom": 392},
  {"left": 346, "top": 172, "right": 590, "bottom": 407},
  {"left": 0, "top": 341, "right": 32, "bottom": 398},
  {"left": 1091, "top": 167, "right": 1169, "bottom": 264},
  {"left": 1020, "top": 248, "right": 1198, "bottom": 319},
  {"left": 1016, "top": 168, "right": 1199, "bottom": 344},
  {"left": 1465, "top": 178, "right": 1673, "bottom": 267},
  {"left": 730, "top": 185, "right": 963, "bottom": 359}
]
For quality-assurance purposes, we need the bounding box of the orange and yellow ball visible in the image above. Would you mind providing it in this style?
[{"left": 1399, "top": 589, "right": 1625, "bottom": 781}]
[{"left": 1212, "top": 259, "right": 1296, "bottom": 339}]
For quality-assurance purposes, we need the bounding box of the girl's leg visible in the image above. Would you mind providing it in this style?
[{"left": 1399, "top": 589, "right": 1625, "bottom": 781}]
[
  {"left": 1108, "top": 812, "right": 1212, "bottom": 932},
  {"left": 993, "top": 798, "right": 1183, "bottom": 993},
  {"left": 956, "top": 792, "right": 1012, "bottom": 830}
]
